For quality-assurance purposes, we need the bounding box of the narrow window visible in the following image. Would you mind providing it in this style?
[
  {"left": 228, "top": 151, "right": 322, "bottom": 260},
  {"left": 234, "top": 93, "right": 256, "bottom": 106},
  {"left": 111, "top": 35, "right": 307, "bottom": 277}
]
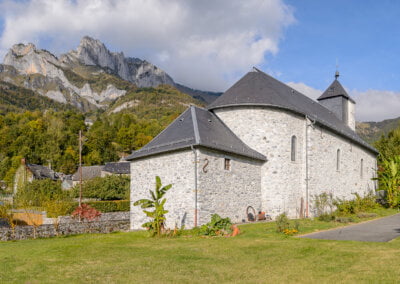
[
  {"left": 224, "top": 158, "right": 231, "bottom": 171},
  {"left": 336, "top": 149, "right": 340, "bottom": 171},
  {"left": 360, "top": 159, "right": 364, "bottom": 178},
  {"left": 291, "top": 135, "right": 297, "bottom": 161}
]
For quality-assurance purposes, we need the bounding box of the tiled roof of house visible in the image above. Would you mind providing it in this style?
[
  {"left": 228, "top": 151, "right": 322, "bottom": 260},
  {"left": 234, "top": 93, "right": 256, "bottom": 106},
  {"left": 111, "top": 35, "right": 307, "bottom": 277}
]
[
  {"left": 26, "top": 164, "right": 58, "bottom": 180},
  {"left": 207, "top": 68, "right": 377, "bottom": 154},
  {"left": 72, "top": 166, "right": 103, "bottom": 181},
  {"left": 103, "top": 162, "right": 130, "bottom": 174},
  {"left": 126, "top": 106, "right": 266, "bottom": 161}
]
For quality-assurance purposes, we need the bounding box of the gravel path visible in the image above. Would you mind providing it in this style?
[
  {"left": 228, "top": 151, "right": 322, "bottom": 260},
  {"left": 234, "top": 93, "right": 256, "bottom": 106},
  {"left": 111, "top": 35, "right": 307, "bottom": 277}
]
[{"left": 300, "top": 213, "right": 400, "bottom": 242}]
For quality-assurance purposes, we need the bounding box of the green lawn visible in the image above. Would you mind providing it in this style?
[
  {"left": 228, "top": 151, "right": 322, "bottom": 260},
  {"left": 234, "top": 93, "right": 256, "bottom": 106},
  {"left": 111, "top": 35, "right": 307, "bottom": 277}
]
[{"left": 1, "top": 211, "right": 400, "bottom": 283}]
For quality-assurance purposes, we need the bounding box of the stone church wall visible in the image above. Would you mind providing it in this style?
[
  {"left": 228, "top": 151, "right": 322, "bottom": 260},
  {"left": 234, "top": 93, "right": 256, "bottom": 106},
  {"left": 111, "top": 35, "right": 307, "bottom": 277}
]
[
  {"left": 307, "top": 124, "right": 377, "bottom": 215},
  {"left": 214, "top": 106, "right": 306, "bottom": 218},
  {"left": 130, "top": 150, "right": 195, "bottom": 230},
  {"left": 214, "top": 106, "right": 377, "bottom": 219},
  {"left": 197, "top": 148, "right": 263, "bottom": 225}
]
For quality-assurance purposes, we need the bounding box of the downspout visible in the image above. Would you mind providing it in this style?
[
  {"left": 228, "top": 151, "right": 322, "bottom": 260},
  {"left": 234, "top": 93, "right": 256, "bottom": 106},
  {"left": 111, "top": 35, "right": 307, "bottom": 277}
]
[
  {"left": 190, "top": 105, "right": 200, "bottom": 228},
  {"left": 305, "top": 115, "right": 316, "bottom": 218},
  {"left": 191, "top": 145, "right": 198, "bottom": 227}
]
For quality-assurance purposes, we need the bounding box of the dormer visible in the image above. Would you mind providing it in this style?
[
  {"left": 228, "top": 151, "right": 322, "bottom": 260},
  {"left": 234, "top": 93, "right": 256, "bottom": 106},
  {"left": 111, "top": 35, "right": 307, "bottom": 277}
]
[{"left": 317, "top": 72, "right": 356, "bottom": 130}]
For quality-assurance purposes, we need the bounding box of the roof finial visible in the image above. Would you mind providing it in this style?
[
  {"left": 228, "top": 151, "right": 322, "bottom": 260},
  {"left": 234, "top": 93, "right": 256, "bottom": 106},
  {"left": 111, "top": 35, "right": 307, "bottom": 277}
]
[{"left": 335, "top": 59, "right": 339, "bottom": 80}]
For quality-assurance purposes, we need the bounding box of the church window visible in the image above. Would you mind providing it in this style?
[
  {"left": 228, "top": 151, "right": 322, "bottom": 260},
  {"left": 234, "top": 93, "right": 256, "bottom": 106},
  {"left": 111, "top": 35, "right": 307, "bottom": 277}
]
[
  {"left": 360, "top": 159, "right": 364, "bottom": 178},
  {"left": 336, "top": 149, "right": 340, "bottom": 171},
  {"left": 224, "top": 158, "right": 231, "bottom": 171},
  {"left": 291, "top": 135, "right": 297, "bottom": 161}
]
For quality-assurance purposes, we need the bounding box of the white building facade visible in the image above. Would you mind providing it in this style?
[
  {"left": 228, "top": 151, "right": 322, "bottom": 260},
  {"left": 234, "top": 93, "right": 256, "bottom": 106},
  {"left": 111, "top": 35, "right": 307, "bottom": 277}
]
[{"left": 127, "top": 69, "right": 377, "bottom": 229}]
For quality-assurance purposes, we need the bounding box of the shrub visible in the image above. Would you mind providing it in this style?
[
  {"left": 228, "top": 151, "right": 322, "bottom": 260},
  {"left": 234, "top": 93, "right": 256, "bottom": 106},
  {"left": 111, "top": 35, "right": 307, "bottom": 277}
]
[
  {"left": 333, "top": 192, "right": 378, "bottom": 216},
  {"left": 275, "top": 213, "right": 290, "bottom": 232},
  {"left": 66, "top": 200, "right": 130, "bottom": 214},
  {"left": 72, "top": 204, "right": 101, "bottom": 221},
  {"left": 199, "top": 214, "right": 233, "bottom": 236},
  {"left": 335, "top": 217, "right": 354, "bottom": 223},
  {"left": 318, "top": 213, "right": 335, "bottom": 222},
  {"left": 313, "top": 192, "right": 334, "bottom": 216},
  {"left": 356, "top": 212, "right": 378, "bottom": 218},
  {"left": 72, "top": 175, "right": 130, "bottom": 201}
]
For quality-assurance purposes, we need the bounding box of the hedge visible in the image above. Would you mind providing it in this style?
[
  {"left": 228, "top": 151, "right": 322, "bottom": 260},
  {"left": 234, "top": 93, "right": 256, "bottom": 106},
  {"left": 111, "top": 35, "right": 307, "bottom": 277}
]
[{"left": 66, "top": 200, "right": 130, "bottom": 214}]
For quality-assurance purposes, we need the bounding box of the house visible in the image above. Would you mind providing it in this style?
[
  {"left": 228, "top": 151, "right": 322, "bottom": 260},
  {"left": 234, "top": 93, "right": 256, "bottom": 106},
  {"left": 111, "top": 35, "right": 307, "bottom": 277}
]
[
  {"left": 71, "top": 165, "right": 103, "bottom": 187},
  {"left": 13, "top": 158, "right": 59, "bottom": 194},
  {"left": 127, "top": 68, "right": 378, "bottom": 229},
  {"left": 101, "top": 162, "right": 130, "bottom": 177}
]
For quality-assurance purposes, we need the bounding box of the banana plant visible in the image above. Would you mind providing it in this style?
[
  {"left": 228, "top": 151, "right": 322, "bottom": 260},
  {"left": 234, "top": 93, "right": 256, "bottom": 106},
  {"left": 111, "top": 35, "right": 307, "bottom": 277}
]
[
  {"left": 375, "top": 156, "right": 400, "bottom": 208},
  {"left": 134, "top": 176, "right": 172, "bottom": 236}
]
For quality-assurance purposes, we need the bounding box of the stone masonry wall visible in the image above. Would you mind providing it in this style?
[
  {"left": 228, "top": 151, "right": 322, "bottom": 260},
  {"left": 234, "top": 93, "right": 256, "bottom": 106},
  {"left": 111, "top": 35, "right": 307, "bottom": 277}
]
[
  {"left": 130, "top": 150, "right": 195, "bottom": 230},
  {"left": 197, "top": 148, "right": 263, "bottom": 224},
  {"left": 0, "top": 220, "right": 129, "bottom": 241},
  {"left": 214, "top": 106, "right": 306, "bottom": 218},
  {"left": 214, "top": 106, "right": 377, "bottom": 218},
  {"left": 308, "top": 123, "right": 377, "bottom": 215}
]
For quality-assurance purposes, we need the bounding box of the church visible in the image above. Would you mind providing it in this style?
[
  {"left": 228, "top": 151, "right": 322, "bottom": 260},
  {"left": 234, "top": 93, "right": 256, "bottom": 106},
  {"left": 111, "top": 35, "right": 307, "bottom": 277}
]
[{"left": 126, "top": 68, "right": 378, "bottom": 229}]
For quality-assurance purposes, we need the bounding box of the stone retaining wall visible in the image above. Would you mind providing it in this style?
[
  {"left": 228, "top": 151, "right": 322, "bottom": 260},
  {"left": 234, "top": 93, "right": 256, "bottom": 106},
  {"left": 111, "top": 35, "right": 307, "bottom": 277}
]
[{"left": 0, "top": 220, "right": 130, "bottom": 241}]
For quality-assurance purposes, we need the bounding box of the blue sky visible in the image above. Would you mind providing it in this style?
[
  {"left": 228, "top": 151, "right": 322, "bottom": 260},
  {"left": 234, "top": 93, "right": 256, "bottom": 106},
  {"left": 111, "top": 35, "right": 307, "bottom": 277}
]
[
  {"left": 0, "top": 0, "right": 399, "bottom": 121},
  {"left": 265, "top": 0, "right": 400, "bottom": 92}
]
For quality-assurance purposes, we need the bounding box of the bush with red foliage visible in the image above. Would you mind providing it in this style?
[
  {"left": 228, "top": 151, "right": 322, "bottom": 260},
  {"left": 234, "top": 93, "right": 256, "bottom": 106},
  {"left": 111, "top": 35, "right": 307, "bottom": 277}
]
[{"left": 72, "top": 204, "right": 101, "bottom": 221}]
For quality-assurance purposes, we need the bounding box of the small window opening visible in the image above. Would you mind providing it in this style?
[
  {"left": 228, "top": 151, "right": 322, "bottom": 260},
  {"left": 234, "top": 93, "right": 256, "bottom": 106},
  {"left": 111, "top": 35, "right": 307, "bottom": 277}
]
[
  {"left": 224, "top": 158, "right": 231, "bottom": 171},
  {"left": 336, "top": 149, "right": 340, "bottom": 171},
  {"left": 360, "top": 159, "right": 364, "bottom": 178},
  {"left": 291, "top": 135, "right": 297, "bottom": 161}
]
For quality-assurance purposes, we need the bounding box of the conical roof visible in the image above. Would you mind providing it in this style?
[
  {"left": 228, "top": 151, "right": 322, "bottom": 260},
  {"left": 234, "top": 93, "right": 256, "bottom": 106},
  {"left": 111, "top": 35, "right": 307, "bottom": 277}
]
[
  {"left": 317, "top": 78, "right": 355, "bottom": 103},
  {"left": 207, "top": 68, "right": 376, "bottom": 154},
  {"left": 126, "top": 106, "right": 266, "bottom": 161}
]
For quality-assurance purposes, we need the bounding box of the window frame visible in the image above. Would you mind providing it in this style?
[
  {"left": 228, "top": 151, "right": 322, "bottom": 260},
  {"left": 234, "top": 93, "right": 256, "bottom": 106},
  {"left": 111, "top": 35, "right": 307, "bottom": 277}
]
[{"left": 291, "top": 135, "right": 297, "bottom": 162}]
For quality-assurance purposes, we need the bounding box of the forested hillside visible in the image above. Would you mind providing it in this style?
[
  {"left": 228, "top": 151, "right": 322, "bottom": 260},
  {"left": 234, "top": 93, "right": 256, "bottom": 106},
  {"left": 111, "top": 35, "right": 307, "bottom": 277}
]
[{"left": 0, "top": 85, "right": 201, "bottom": 191}]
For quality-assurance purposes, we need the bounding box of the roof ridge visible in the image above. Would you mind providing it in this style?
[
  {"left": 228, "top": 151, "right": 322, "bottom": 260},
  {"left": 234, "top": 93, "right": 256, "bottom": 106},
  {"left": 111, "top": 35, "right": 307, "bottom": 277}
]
[{"left": 190, "top": 106, "right": 201, "bottom": 144}]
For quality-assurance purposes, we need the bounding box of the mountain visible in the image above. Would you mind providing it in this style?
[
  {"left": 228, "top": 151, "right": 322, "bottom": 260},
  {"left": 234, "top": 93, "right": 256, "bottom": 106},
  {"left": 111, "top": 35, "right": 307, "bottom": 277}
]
[
  {"left": 356, "top": 117, "right": 400, "bottom": 144},
  {"left": 0, "top": 36, "right": 219, "bottom": 113}
]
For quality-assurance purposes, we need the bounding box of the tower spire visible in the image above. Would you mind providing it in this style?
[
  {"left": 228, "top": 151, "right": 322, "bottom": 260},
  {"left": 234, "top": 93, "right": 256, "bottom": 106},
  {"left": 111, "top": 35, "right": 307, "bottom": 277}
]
[{"left": 335, "top": 59, "right": 339, "bottom": 80}]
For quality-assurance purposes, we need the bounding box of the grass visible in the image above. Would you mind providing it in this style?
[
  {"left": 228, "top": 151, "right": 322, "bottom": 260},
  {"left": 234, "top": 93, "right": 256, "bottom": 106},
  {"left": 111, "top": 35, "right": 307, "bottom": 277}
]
[{"left": 1, "top": 209, "right": 400, "bottom": 283}]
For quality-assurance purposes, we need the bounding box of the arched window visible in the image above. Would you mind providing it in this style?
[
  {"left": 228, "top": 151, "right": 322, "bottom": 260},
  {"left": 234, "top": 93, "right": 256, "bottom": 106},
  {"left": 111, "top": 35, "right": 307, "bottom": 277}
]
[
  {"left": 336, "top": 149, "right": 340, "bottom": 171},
  {"left": 291, "top": 135, "right": 297, "bottom": 161},
  {"left": 360, "top": 159, "right": 364, "bottom": 178}
]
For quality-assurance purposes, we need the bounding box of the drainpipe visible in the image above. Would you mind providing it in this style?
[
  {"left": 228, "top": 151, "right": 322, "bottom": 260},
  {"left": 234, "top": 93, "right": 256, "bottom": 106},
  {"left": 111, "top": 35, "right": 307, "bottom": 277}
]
[
  {"left": 305, "top": 115, "right": 316, "bottom": 218},
  {"left": 191, "top": 146, "right": 198, "bottom": 227}
]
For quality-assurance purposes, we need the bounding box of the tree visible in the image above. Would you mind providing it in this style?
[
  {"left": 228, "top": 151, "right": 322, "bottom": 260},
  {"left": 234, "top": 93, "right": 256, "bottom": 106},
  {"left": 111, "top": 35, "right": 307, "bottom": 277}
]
[
  {"left": 374, "top": 156, "right": 400, "bottom": 208},
  {"left": 134, "top": 176, "right": 172, "bottom": 237}
]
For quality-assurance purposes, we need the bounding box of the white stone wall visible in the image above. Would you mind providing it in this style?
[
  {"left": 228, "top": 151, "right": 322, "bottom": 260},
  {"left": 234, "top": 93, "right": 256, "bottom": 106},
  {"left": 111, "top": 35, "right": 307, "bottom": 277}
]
[
  {"left": 347, "top": 100, "right": 356, "bottom": 131},
  {"left": 130, "top": 150, "right": 195, "bottom": 230},
  {"left": 214, "top": 106, "right": 377, "bottom": 219},
  {"left": 197, "top": 148, "right": 263, "bottom": 224},
  {"left": 214, "top": 106, "right": 306, "bottom": 218},
  {"left": 307, "top": 124, "right": 377, "bottom": 215}
]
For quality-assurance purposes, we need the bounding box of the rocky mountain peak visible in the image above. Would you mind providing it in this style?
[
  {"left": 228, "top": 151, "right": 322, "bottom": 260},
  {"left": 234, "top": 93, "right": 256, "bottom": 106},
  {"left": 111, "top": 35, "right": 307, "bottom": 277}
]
[{"left": 8, "top": 43, "right": 37, "bottom": 57}]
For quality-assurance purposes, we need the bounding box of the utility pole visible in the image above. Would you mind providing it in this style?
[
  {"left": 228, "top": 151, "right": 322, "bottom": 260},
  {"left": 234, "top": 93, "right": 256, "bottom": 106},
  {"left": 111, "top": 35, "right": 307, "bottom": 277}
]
[{"left": 79, "top": 130, "right": 83, "bottom": 216}]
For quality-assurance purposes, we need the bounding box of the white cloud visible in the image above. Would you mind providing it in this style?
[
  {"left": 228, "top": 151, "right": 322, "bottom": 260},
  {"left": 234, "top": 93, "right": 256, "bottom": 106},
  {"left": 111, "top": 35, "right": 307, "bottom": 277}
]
[
  {"left": 351, "top": 89, "right": 400, "bottom": 122},
  {"left": 287, "top": 81, "right": 400, "bottom": 122},
  {"left": 0, "top": 0, "right": 295, "bottom": 91}
]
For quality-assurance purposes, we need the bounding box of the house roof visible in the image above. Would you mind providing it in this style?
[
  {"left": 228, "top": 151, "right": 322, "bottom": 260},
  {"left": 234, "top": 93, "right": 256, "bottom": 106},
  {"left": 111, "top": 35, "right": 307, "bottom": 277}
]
[
  {"left": 103, "top": 162, "right": 130, "bottom": 174},
  {"left": 317, "top": 77, "right": 355, "bottom": 103},
  {"left": 26, "top": 164, "right": 58, "bottom": 180},
  {"left": 72, "top": 166, "right": 103, "bottom": 181},
  {"left": 125, "top": 106, "right": 266, "bottom": 161},
  {"left": 207, "top": 68, "right": 377, "bottom": 154}
]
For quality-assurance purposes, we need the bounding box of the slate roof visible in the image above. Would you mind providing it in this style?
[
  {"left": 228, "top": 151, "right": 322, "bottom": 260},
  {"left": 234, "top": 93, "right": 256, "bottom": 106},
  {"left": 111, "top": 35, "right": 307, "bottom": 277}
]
[
  {"left": 26, "top": 164, "right": 58, "bottom": 180},
  {"left": 207, "top": 68, "right": 377, "bottom": 154},
  {"left": 103, "top": 162, "right": 130, "bottom": 174},
  {"left": 317, "top": 78, "right": 355, "bottom": 103},
  {"left": 72, "top": 166, "right": 104, "bottom": 181},
  {"left": 126, "top": 106, "right": 266, "bottom": 161}
]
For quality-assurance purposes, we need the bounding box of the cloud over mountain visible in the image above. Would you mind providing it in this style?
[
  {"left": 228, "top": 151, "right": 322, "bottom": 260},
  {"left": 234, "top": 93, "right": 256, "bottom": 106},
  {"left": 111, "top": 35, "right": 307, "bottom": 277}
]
[{"left": 0, "top": 0, "right": 295, "bottom": 91}]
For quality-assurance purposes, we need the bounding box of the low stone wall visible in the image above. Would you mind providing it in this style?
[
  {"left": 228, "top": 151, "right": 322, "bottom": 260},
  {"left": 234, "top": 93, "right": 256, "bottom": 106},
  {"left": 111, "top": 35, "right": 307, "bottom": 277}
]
[
  {"left": 0, "top": 220, "right": 130, "bottom": 241},
  {"left": 58, "top": 211, "right": 129, "bottom": 224}
]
